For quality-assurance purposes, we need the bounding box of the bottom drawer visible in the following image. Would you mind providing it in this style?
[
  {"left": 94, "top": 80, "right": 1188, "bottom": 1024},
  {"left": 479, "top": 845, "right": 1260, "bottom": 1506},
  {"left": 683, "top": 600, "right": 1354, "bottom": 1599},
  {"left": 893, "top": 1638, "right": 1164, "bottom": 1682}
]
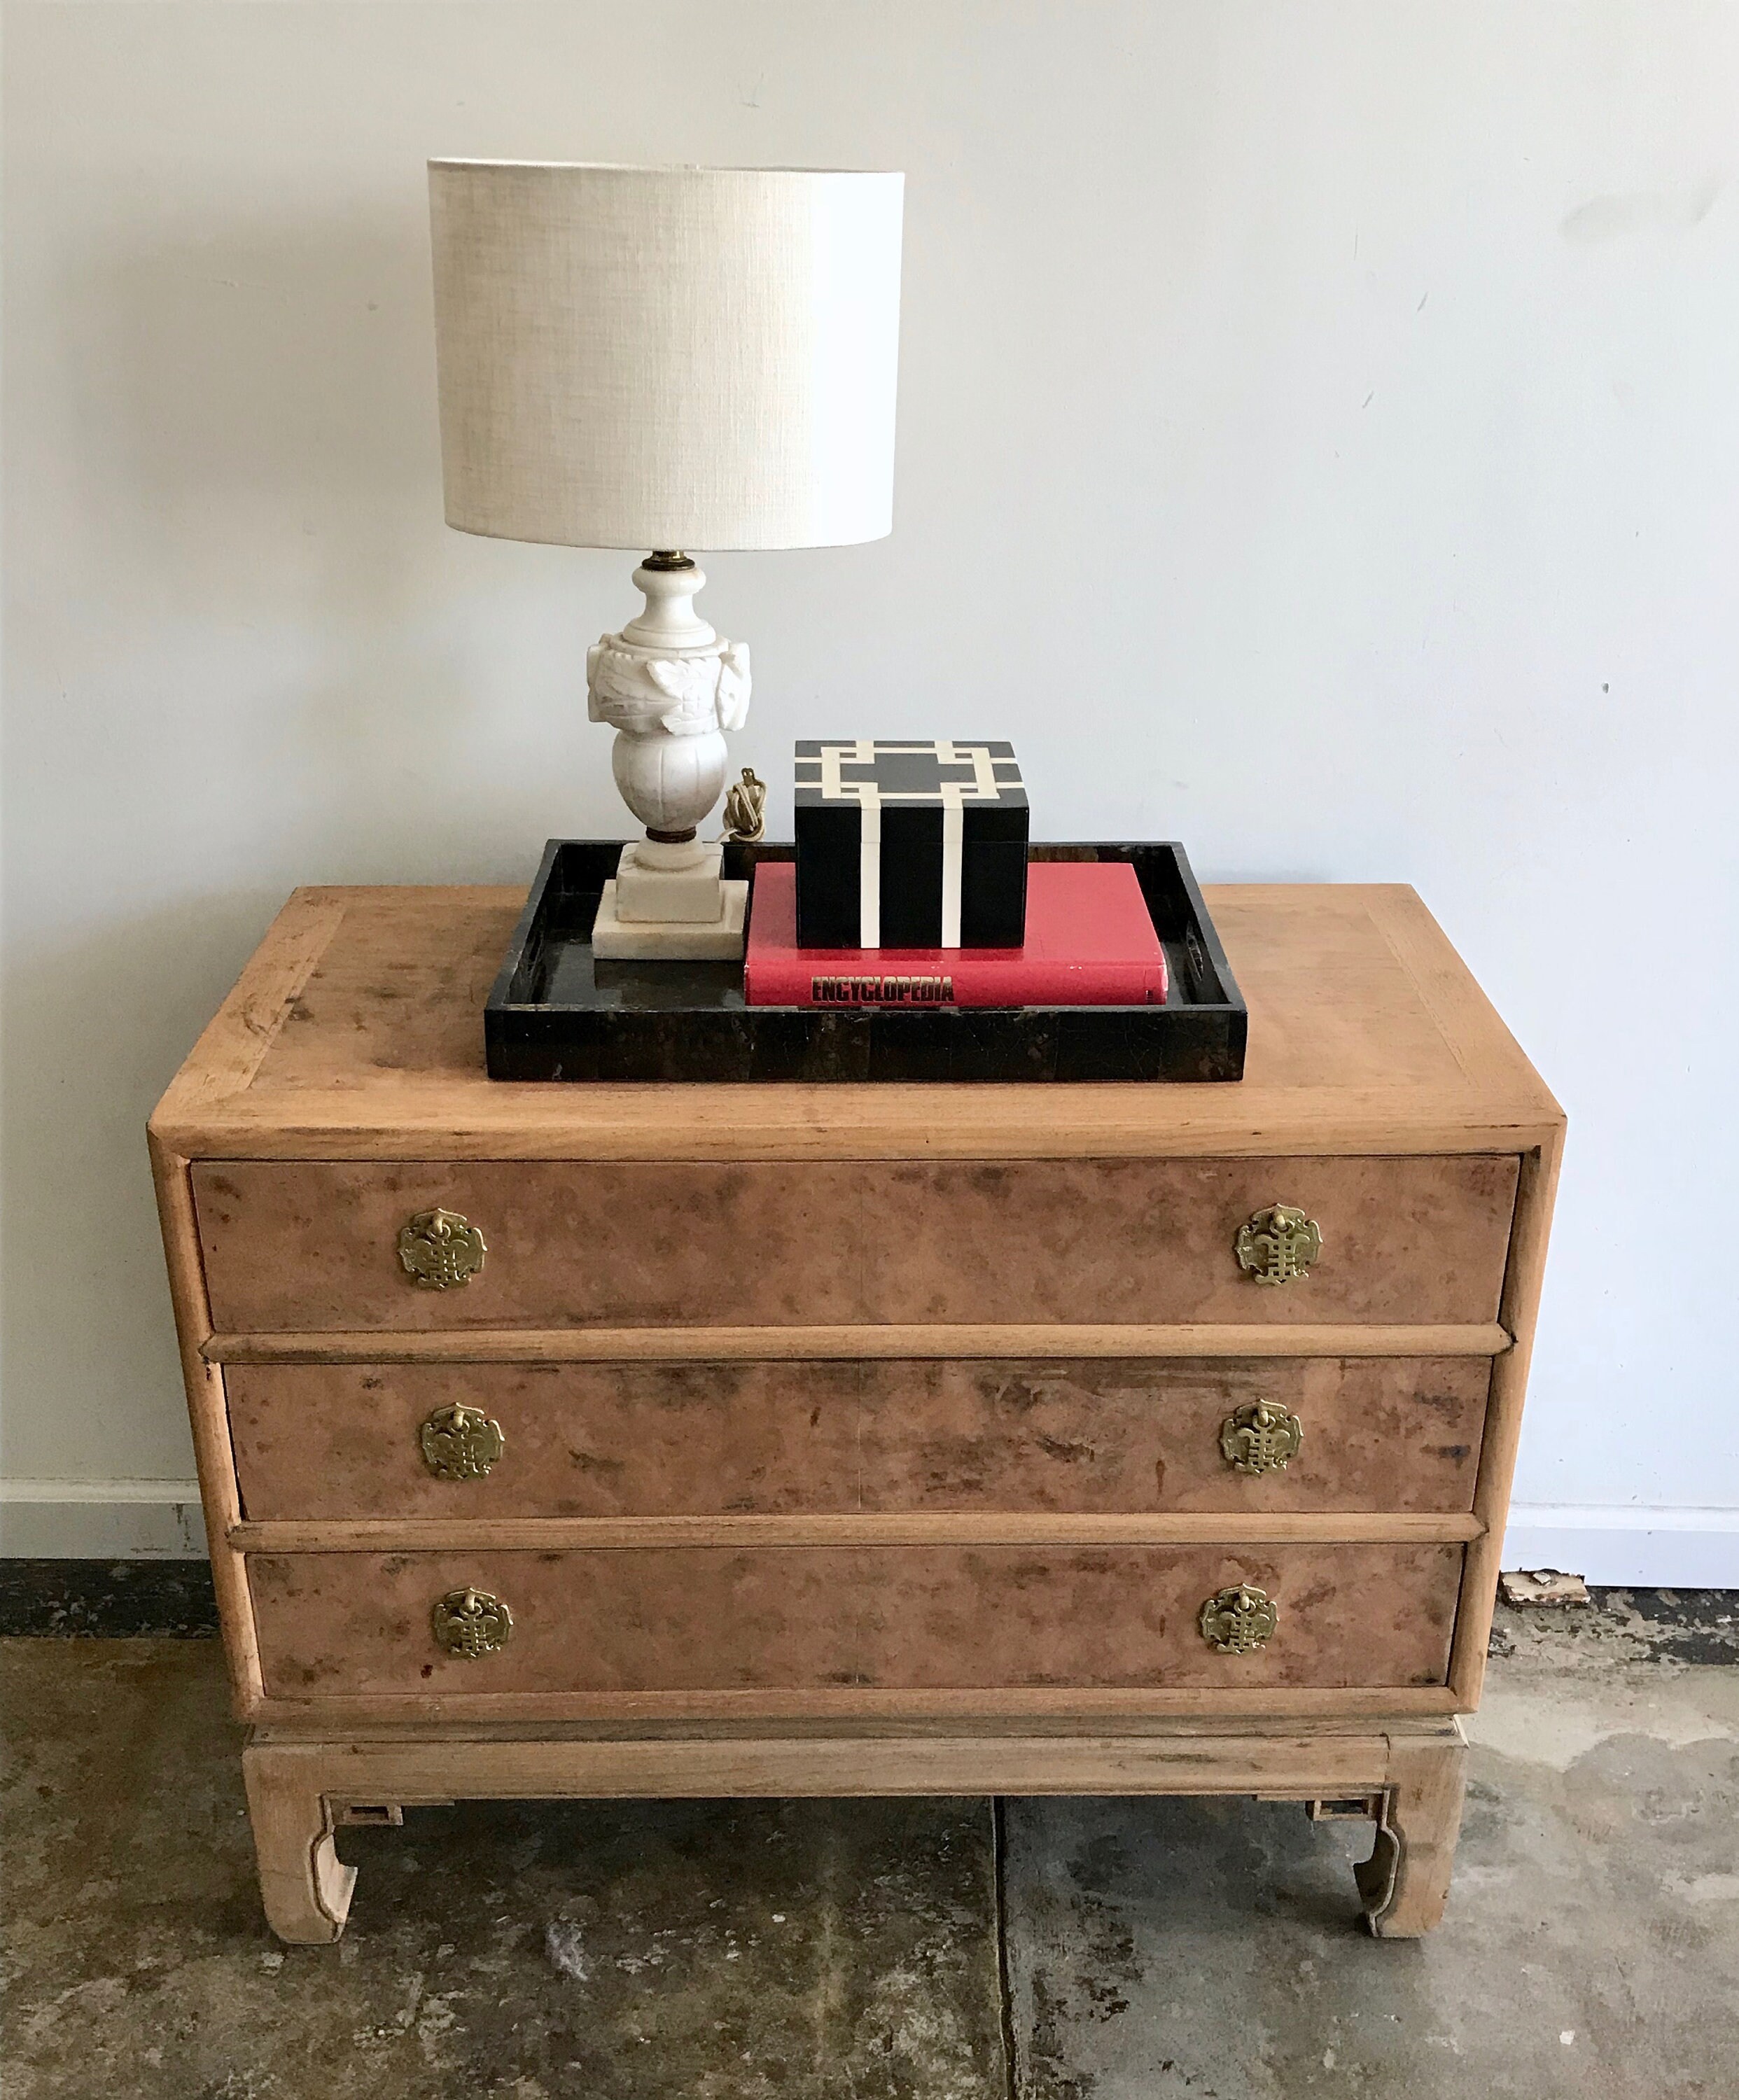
[{"left": 249, "top": 1544, "right": 1462, "bottom": 1700}]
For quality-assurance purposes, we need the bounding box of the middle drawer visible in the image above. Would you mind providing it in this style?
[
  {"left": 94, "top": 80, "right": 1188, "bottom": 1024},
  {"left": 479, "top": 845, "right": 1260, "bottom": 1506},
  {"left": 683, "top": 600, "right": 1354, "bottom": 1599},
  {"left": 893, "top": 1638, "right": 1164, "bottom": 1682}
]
[{"left": 227, "top": 1357, "right": 1492, "bottom": 1521}]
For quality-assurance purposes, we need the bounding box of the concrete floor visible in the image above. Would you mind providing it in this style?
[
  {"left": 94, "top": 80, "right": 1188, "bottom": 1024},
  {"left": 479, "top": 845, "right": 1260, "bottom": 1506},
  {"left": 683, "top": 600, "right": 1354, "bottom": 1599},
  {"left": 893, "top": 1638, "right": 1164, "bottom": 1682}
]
[{"left": 2, "top": 1596, "right": 1735, "bottom": 2099}]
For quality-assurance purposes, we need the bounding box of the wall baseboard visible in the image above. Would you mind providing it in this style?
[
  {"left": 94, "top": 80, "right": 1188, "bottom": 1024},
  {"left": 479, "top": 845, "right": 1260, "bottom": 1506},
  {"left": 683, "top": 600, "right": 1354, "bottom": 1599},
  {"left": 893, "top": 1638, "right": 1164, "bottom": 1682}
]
[
  {"left": 1503, "top": 1504, "right": 1739, "bottom": 1588},
  {"left": 2, "top": 1483, "right": 1735, "bottom": 1585},
  {"left": 0, "top": 1480, "right": 207, "bottom": 1559}
]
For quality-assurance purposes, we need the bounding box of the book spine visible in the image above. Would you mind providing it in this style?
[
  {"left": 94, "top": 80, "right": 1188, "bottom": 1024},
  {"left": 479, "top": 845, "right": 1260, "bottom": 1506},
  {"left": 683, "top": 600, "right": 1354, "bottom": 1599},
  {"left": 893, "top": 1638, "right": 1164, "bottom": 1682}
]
[{"left": 744, "top": 959, "right": 1166, "bottom": 1008}]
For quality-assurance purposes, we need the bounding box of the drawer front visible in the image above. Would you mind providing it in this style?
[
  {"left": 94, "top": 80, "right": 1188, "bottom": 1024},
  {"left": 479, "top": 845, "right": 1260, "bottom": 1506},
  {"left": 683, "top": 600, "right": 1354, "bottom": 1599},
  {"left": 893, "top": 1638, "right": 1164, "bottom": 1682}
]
[
  {"left": 194, "top": 1155, "right": 1519, "bottom": 1331},
  {"left": 249, "top": 1543, "right": 1462, "bottom": 1698},
  {"left": 228, "top": 1357, "right": 1490, "bottom": 1520},
  {"left": 193, "top": 1162, "right": 858, "bottom": 1332}
]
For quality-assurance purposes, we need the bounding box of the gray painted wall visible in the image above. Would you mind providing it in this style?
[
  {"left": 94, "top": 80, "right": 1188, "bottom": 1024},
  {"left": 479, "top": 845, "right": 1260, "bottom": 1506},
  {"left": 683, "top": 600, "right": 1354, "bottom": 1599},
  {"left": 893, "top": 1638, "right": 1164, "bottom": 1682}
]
[{"left": 4, "top": 2, "right": 1735, "bottom": 1578}]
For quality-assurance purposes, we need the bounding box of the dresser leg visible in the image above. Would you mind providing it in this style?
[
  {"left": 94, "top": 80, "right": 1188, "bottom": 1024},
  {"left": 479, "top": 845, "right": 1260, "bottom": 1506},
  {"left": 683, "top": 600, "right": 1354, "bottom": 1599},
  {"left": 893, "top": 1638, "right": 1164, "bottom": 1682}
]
[
  {"left": 1354, "top": 1730, "right": 1467, "bottom": 1938},
  {"left": 242, "top": 1744, "right": 357, "bottom": 1944}
]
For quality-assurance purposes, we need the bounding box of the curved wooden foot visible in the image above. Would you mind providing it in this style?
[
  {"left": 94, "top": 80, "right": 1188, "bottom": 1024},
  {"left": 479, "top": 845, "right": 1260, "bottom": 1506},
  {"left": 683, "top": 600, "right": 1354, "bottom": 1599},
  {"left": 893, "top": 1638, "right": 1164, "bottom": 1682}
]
[
  {"left": 242, "top": 1744, "right": 357, "bottom": 1943},
  {"left": 1355, "top": 1730, "right": 1467, "bottom": 1938}
]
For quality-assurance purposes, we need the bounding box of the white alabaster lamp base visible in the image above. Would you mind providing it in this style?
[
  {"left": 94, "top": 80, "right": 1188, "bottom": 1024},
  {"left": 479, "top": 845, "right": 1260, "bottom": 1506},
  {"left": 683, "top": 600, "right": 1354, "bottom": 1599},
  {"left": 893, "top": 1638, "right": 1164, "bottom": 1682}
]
[
  {"left": 615, "top": 837, "right": 729, "bottom": 923},
  {"left": 584, "top": 556, "right": 753, "bottom": 961},
  {"left": 591, "top": 876, "right": 749, "bottom": 960}
]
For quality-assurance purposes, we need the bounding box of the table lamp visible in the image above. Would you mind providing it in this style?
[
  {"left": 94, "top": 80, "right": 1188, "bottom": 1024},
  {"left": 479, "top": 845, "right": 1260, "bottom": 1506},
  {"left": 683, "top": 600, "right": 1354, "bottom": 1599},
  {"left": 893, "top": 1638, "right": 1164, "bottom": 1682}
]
[{"left": 428, "top": 160, "right": 905, "bottom": 958}]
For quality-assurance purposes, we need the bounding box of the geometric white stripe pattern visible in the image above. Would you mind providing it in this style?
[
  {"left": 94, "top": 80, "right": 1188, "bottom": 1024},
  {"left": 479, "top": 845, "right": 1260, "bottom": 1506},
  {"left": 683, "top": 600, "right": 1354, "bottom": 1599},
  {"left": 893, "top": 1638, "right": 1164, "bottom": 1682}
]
[{"left": 811, "top": 739, "right": 1012, "bottom": 947}]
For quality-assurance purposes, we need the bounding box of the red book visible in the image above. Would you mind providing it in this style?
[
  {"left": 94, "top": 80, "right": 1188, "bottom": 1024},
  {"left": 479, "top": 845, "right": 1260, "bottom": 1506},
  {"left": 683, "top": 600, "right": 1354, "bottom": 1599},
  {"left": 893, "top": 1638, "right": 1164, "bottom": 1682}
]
[{"left": 745, "top": 861, "right": 1168, "bottom": 1007}]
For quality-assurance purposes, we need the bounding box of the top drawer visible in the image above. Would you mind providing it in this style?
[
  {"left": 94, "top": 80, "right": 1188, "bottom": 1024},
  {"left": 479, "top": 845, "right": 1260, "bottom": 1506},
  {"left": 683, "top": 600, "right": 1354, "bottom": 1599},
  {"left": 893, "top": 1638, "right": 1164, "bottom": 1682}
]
[{"left": 192, "top": 1156, "right": 1518, "bottom": 1332}]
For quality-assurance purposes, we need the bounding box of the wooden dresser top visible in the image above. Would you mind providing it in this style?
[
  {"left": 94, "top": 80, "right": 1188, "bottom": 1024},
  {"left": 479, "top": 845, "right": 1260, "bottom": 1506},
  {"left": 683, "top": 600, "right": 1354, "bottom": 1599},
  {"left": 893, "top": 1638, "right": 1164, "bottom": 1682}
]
[{"left": 149, "top": 883, "right": 1562, "bottom": 1161}]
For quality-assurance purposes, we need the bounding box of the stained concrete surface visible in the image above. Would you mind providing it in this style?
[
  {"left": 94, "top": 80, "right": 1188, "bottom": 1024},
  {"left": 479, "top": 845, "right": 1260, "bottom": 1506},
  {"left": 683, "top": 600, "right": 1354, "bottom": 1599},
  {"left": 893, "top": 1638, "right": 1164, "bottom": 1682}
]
[
  {"left": 1007, "top": 1592, "right": 1739, "bottom": 2098},
  {"left": 1, "top": 1594, "right": 1735, "bottom": 2099},
  {"left": 0, "top": 1642, "right": 1001, "bottom": 2099}
]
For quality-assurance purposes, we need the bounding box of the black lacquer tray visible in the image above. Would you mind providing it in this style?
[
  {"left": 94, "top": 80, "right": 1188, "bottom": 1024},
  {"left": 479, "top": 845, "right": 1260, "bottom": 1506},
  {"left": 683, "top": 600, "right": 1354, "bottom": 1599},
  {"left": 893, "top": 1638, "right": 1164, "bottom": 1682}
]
[{"left": 485, "top": 841, "right": 1245, "bottom": 1083}]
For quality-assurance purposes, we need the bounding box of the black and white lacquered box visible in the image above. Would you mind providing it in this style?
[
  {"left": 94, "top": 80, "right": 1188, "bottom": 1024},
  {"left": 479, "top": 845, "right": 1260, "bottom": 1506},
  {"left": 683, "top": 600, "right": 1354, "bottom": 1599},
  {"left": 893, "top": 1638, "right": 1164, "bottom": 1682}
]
[{"left": 794, "top": 739, "right": 1028, "bottom": 949}]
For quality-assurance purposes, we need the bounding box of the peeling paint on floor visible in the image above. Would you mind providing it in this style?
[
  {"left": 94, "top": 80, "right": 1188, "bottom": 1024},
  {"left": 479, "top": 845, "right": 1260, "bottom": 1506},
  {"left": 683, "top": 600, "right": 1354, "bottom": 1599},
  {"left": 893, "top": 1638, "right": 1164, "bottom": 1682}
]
[
  {"left": 1003, "top": 1604, "right": 1739, "bottom": 2099},
  {"left": 2, "top": 1597, "right": 1735, "bottom": 2098}
]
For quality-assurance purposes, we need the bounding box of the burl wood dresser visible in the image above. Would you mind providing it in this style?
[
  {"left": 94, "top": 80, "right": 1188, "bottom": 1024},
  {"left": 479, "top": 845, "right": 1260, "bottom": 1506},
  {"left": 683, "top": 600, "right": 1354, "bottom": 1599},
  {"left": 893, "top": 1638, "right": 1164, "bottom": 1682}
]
[{"left": 149, "top": 881, "right": 1561, "bottom": 1943}]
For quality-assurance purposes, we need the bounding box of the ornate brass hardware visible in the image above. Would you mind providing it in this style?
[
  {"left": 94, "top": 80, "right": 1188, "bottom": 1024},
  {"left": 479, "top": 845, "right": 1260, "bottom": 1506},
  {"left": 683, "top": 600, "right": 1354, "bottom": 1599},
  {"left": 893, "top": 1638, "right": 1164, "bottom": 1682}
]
[
  {"left": 398, "top": 1208, "right": 486, "bottom": 1290},
  {"left": 1199, "top": 1583, "right": 1278, "bottom": 1655},
  {"left": 419, "top": 1403, "right": 505, "bottom": 1481},
  {"left": 1234, "top": 1204, "right": 1321, "bottom": 1285},
  {"left": 431, "top": 1587, "right": 512, "bottom": 1658},
  {"left": 1220, "top": 1399, "right": 1304, "bottom": 1476}
]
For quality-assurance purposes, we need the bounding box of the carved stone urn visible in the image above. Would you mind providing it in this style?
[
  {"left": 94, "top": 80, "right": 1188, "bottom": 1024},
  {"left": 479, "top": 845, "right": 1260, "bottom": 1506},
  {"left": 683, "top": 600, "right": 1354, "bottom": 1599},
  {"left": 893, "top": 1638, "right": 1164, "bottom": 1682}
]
[{"left": 585, "top": 555, "right": 752, "bottom": 958}]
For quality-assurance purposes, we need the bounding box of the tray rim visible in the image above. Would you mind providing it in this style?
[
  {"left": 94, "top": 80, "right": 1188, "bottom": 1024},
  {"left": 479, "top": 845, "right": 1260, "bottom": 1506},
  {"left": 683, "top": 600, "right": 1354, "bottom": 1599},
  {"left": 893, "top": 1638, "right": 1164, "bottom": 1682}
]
[
  {"left": 489, "top": 839, "right": 1244, "bottom": 1018},
  {"left": 485, "top": 839, "right": 1247, "bottom": 1082}
]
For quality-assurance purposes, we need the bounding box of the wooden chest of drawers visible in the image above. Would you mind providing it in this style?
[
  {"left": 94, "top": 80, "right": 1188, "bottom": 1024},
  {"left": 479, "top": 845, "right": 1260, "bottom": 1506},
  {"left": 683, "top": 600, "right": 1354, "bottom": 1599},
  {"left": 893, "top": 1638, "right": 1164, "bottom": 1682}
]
[{"left": 149, "top": 881, "right": 1561, "bottom": 1943}]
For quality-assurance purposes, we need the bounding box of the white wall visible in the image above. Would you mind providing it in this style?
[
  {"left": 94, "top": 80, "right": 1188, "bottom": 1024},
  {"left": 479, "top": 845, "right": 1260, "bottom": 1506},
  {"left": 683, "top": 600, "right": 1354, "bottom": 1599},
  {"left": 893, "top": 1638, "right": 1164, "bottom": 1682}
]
[{"left": 4, "top": 1, "right": 1736, "bottom": 1578}]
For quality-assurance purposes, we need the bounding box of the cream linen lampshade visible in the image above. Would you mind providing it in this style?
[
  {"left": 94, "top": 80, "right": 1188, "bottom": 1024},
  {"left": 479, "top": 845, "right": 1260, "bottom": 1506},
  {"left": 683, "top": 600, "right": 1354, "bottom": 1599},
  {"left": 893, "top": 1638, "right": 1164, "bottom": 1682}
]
[
  {"left": 428, "top": 161, "right": 904, "bottom": 551},
  {"left": 427, "top": 160, "right": 904, "bottom": 960}
]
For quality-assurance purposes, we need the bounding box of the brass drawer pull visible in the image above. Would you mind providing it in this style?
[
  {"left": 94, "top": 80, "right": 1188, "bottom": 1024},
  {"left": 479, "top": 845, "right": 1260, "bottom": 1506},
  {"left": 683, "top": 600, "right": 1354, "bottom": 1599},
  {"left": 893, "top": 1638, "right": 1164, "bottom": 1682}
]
[
  {"left": 431, "top": 1587, "right": 512, "bottom": 1658},
  {"left": 1220, "top": 1399, "right": 1303, "bottom": 1475},
  {"left": 419, "top": 1404, "right": 505, "bottom": 1481},
  {"left": 1199, "top": 1583, "right": 1278, "bottom": 1654},
  {"left": 398, "top": 1208, "right": 487, "bottom": 1289},
  {"left": 1234, "top": 1204, "right": 1321, "bottom": 1284}
]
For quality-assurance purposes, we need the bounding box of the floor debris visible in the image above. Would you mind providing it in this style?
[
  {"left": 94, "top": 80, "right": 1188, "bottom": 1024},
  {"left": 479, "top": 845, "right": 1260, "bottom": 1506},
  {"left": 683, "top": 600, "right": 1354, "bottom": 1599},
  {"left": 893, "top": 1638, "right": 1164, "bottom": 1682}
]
[{"left": 1499, "top": 1567, "right": 1592, "bottom": 1607}]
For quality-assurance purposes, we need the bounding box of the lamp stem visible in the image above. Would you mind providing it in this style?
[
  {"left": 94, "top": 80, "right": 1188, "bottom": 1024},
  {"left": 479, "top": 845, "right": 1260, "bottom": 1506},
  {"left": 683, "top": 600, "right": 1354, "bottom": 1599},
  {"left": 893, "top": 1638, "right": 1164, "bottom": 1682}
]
[
  {"left": 584, "top": 554, "right": 753, "bottom": 957},
  {"left": 620, "top": 555, "right": 716, "bottom": 650}
]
